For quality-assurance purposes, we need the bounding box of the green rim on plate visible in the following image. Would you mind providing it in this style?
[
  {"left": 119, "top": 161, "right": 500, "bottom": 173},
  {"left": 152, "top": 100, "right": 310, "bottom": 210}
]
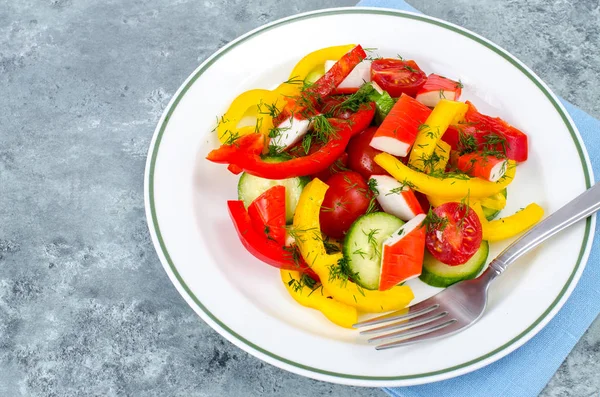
[{"left": 147, "top": 8, "right": 593, "bottom": 381}]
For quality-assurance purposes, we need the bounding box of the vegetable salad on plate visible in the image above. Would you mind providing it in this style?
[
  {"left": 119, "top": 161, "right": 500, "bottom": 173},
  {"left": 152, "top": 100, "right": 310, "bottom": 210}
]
[{"left": 206, "top": 44, "right": 544, "bottom": 328}]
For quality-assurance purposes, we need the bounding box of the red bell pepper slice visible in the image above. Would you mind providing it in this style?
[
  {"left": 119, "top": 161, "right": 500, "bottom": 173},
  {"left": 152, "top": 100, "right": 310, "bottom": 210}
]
[
  {"left": 247, "top": 186, "right": 286, "bottom": 246},
  {"left": 442, "top": 101, "right": 528, "bottom": 162},
  {"left": 228, "top": 200, "right": 318, "bottom": 280},
  {"left": 207, "top": 103, "right": 375, "bottom": 179}
]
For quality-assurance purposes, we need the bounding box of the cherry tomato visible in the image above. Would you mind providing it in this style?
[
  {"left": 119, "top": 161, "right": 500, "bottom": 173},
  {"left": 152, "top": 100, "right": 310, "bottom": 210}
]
[
  {"left": 371, "top": 59, "right": 427, "bottom": 98},
  {"left": 346, "top": 126, "right": 389, "bottom": 179},
  {"left": 319, "top": 171, "right": 373, "bottom": 239},
  {"left": 425, "top": 202, "right": 482, "bottom": 265},
  {"left": 312, "top": 152, "right": 348, "bottom": 182}
]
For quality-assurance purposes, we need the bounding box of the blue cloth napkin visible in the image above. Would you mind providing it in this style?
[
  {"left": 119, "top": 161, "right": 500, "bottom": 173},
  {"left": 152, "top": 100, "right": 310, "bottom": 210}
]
[{"left": 355, "top": 1, "right": 600, "bottom": 396}]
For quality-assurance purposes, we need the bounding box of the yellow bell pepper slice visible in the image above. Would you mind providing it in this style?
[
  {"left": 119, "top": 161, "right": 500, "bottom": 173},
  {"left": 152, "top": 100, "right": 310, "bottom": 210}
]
[
  {"left": 484, "top": 203, "right": 544, "bottom": 242},
  {"left": 469, "top": 201, "right": 488, "bottom": 227},
  {"left": 274, "top": 44, "right": 356, "bottom": 97},
  {"left": 375, "top": 152, "right": 516, "bottom": 199},
  {"left": 281, "top": 270, "right": 358, "bottom": 328},
  {"left": 425, "top": 140, "right": 451, "bottom": 174},
  {"left": 479, "top": 191, "right": 507, "bottom": 211},
  {"left": 409, "top": 100, "right": 468, "bottom": 170},
  {"left": 216, "top": 89, "right": 283, "bottom": 144},
  {"left": 426, "top": 195, "right": 479, "bottom": 208},
  {"left": 293, "top": 179, "right": 414, "bottom": 313}
]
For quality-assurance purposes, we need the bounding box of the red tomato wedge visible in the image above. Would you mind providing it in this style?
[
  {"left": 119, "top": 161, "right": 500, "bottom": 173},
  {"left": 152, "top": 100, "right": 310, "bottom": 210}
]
[
  {"left": 371, "top": 59, "right": 427, "bottom": 97},
  {"left": 425, "top": 202, "right": 483, "bottom": 265},
  {"left": 369, "top": 94, "right": 432, "bottom": 157},
  {"left": 442, "top": 101, "right": 529, "bottom": 162},
  {"left": 456, "top": 152, "right": 508, "bottom": 182},
  {"left": 415, "top": 74, "right": 462, "bottom": 108},
  {"left": 379, "top": 214, "right": 426, "bottom": 290},
  {"left": 247, "top": 185, "right": 286, "bottom": 246}
]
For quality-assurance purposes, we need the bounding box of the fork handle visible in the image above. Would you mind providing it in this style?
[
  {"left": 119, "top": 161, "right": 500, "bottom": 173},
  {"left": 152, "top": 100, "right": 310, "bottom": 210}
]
[{"left": 487, "top": 181, "right": 600, "bottom": 277}]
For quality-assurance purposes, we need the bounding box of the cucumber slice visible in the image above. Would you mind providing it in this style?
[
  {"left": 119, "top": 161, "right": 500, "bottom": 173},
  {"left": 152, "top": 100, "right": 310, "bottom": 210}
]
[
  {"left": 482, "top": 189, "right": 508, "bottom": 221},
  {"left": 237, "top": 157, "right": 309, "bottom": 223},
  {"left": 305, "top": 69, "right": 324, "bottom": 84},
  {"left": 343, "top": 212, "right": 404, "bottom": 290},
  {"left": 354, "top": 83, "right": 396, "bottom": 125},
  {"left": 371, "top": 91, "right": 395, "bottom": 125},
  {"left": 419, "top": 241, "right": 489, "bottom": 288}
]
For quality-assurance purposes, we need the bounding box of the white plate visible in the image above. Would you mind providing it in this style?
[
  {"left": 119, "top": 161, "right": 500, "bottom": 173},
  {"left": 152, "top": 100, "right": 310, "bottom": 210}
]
[{"left": 144, "top": 8, "right": 594, "bottom": 387}]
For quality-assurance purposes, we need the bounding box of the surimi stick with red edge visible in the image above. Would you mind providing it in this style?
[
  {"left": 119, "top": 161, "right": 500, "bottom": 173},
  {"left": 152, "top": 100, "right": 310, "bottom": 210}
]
[
  {"left": 370, "top": 175, "right": 424, "bottom": 221},
  {"left": 369, "top": 94, "right": 431, "bottom": 157},
  {"left": 379, "top": 214, "right": 427, "bottom": 290},
  {"left": 456, "top": 152, "right": 508, "bottom": 182},
  {"left": 415, "top": 74, "right": 462, "bottom": 108}
]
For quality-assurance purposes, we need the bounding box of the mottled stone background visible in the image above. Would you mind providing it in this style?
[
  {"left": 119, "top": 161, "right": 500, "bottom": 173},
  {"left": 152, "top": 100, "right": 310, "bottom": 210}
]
[{"left": 1, "top": 0, "right": 599, "bottom": 396}]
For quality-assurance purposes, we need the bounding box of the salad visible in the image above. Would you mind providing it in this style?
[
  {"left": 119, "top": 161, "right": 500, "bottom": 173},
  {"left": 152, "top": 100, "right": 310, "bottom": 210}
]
[{"left": 206, "top": 44, "right": 544, "bottom": 328}]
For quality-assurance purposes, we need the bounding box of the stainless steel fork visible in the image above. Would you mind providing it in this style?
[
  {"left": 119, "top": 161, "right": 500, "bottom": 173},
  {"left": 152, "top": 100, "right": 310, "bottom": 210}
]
[{"left": 354, "top": 182, "right": 600, "bottom": 350}]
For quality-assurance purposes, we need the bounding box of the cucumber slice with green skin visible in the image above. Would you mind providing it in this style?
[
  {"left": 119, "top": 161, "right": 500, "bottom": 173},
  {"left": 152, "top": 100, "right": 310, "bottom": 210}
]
[
  {"left": 305, "top": 69, "right": 324, "bottom": 84},
  {"left": 419, "top": 241, "right": 489, "bottom": 288},
  {"left": 237, "top": 157, "right": 309, "bottom": 224},
  {"left": 343, "top": 212, "right": 404, "bottom": 290},
  {"left": 482, "top": 188, "right": 508, "bottom": 221}
]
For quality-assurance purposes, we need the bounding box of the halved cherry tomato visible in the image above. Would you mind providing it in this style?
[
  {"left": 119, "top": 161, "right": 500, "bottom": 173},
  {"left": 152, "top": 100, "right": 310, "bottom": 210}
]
[
  {"left": 346, "top": 126, "right": 389, "bottom": 179},
  {"left": 319, "top": 171, "right": 373, "bottom": 239},
  {"left": 371, "top": 59, "right": 427, "bottom": 98},
  {"left": 425, "top": 202, "right": 483, "bottom": 265},
  {"left": 247, "top": 186, "right": 286, "bottom": 246}
]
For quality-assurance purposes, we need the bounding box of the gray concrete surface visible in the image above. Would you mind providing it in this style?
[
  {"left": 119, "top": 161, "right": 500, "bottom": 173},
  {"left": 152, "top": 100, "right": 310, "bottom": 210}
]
[{"left": 0, "top": 0, "right": 598, "bottom": 396}]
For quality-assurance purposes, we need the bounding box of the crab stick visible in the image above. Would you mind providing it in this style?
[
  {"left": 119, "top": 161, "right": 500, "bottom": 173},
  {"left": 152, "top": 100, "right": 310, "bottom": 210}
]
[
  {"left": 379, "top": 214, "right": 426, "bottom": 290},
  {"left": 324, "top": 59, "right": 372, "bottom": 94},
  {"left": 456, "top": 152, "right": 508, "bottom": 182},
  {"left": 415, "top": 74, "right": 463, "bottom": 108},
  {"left": 369, "top": 94, "right": 431, "bottom": 157},
  {"left": 369, "top": 175, "right": 424, "bottom": 221}
]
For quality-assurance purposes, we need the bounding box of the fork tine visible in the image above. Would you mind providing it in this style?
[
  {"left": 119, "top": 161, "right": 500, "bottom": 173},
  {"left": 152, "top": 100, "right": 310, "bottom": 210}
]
[
  {"left": 375, "top": 319, "right": 463, "bottom": 350},
  {"left": 362, "top": 310, "right": 448, "bottom": 337},
  {"left": 369, "top": 316, "right": 455, "bottom": 343},
  {"left": 352, "top": 299, "right": 439, "bottom": 329}
]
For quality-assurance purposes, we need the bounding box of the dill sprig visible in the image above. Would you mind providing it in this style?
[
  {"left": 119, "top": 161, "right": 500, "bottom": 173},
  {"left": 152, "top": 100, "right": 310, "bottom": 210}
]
[
  {"left": 363, "top": 228, "right": 381, "bottom": 261},
  {"left": 223, "top": 131, "right": 241, "bottom": 146},
  {"left": 301, "top": 133, "right": 312, "bottom": 155},
  {"left": 368, "top": 178, "right": 379, "bottom": 195},
  {"left": 328, "top": 257, "right": 363, "bottom": 294},
  {"left": 311, "top": 114, "right": 338, "bottom": 144},
  {"left": 323, "top": 236, "right": 341, "bottom": 254},
  {"left": 257, "top": 100, "right": 282, "bottom": 118},
  {"left": 421, "top": 208, "right": 449, "bottom": 233},
  {"left": 287, "top": 272, "right": 319, "bottom": 293}
]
